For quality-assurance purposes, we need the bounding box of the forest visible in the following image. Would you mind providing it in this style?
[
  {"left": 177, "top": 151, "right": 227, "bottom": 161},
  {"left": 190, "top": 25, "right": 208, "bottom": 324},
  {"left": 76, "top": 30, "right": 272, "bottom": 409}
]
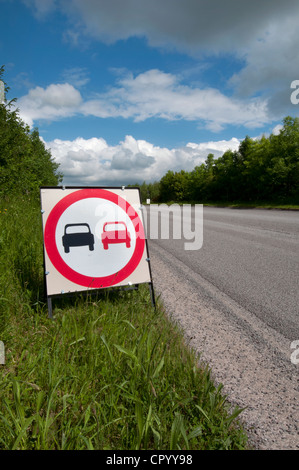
[{"left": 136, "top": 116, "right": 299, "bottom": 206}]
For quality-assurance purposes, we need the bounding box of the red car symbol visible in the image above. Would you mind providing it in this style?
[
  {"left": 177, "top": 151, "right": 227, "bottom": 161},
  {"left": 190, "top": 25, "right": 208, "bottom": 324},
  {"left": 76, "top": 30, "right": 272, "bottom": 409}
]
[
  {"left": 62, "top": 223, "right": 94, "bottom": 253},
  {"left": 101, "top": 221, "right": 131, "bottom": 250}
]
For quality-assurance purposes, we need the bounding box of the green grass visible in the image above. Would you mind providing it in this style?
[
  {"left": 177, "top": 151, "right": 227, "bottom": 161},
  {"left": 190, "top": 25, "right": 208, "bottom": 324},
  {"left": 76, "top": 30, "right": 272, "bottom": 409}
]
[
  {"left": 201, "top": 201, "right": 299, "bottom": 210},
  {"left": 0, "top": 195, "right": 248, "bottom": 450}
]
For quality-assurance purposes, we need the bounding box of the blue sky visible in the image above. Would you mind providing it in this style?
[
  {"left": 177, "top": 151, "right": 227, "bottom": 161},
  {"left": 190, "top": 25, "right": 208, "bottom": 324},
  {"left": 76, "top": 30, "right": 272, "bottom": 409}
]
[{"left": 1, "top": 0, "right": 299, "bottom": 185}]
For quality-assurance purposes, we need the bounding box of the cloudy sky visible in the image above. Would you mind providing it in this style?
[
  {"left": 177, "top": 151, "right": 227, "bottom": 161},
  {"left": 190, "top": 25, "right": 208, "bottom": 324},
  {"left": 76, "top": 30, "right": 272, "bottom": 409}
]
[{"left": 1, "top": 0, "right": 299, "bottom": 185}]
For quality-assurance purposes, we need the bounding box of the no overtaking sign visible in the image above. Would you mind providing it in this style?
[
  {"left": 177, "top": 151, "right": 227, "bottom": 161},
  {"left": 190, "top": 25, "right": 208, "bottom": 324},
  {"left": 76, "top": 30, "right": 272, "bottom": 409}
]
[{"left": 41, "top": 187, "right": 153, "bottom": 304}]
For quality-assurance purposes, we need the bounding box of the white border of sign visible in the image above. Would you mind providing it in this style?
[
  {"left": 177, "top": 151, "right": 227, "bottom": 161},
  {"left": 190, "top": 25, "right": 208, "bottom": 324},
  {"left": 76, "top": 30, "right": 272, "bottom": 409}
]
[{"left": 40, "top": 186, "right": 155, "bottom": 317}]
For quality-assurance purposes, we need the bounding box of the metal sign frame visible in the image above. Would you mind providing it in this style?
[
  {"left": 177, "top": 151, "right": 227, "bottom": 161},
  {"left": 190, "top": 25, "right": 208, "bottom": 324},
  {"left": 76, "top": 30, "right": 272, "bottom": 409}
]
[{"left": 40, "top": 186, "right": 155, "bottom": 318}]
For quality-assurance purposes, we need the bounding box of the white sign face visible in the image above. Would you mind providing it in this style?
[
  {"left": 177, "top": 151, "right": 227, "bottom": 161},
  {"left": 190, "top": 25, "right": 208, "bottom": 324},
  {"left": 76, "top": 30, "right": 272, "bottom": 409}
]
[{"left": 41, "top": 187, "right": 151, "bottom": 296}]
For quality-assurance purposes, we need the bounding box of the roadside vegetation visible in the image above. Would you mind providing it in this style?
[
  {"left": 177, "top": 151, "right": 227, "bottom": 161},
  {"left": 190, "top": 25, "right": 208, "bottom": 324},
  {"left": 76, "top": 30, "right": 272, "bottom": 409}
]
[
  {"left": 0, "top": 196, "right": 248, "bottom": 450},
  {"left": 0, "top": 66, "right": 62, "bottom": 197},
  {"left": 0, "top": 66, "right": 248, "bottom": 450},
  {"left": 134, "top": 116, "right": 299, "bottom": 209}
]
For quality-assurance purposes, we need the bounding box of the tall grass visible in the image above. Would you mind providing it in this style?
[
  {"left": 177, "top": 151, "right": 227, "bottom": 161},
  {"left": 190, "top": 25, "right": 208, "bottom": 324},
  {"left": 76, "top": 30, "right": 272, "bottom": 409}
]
[{"left": 0, "top": 195, "right": 248, "bottom": 450}]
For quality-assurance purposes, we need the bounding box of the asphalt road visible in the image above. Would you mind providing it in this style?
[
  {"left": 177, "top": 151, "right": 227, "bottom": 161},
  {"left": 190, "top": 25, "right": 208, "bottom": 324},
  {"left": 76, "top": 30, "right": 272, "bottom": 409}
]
[
  {"left": 147, "top": 205, "right": 299, "bottom": 339},
  {"left": 145, "top": 205, "right": 299, "bottom": 449}
]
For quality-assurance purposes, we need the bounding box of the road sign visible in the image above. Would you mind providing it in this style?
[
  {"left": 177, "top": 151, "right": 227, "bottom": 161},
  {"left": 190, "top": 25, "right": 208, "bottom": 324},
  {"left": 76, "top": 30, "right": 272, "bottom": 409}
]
[{"left": 40, "top": 187, "right": 153, "bottom": 306}]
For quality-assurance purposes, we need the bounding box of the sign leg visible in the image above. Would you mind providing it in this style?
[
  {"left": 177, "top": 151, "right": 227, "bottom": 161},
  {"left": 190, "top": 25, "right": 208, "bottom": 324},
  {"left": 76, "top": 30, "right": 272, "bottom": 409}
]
[
  {"left": 47, "top": 297, "right": 53, "bottom": 319},
  {"left": 149, "top": 282, "right": 156, "bottom": 310}
]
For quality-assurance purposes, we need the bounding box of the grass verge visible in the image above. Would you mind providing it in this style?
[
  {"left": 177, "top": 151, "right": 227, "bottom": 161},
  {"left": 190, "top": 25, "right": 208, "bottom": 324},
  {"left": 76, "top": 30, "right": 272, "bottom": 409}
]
[
  {"left": 201, "top": 201, "right": 299, "bottom": 210},
  {"left": 0, "top": 195, "right": 248, "bottom": 450},
  {"left": 150, "top": 201, "right": 299, "bottom": 210}
]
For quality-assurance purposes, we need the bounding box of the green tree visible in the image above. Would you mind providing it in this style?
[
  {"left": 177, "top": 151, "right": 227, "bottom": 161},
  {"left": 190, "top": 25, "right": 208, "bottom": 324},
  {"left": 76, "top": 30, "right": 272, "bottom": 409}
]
[
  {"left": 146, "top": 181, "right": 161, "bottom": 202},
  {"left": 189, "top": 164, "right": 205, "bottom": 201},
  {"left": 213, "top": 150, "right": 237, "bottom": 201},
  {"left": 156, "top": 117, "right": 298, "bottom": 204},
  {"left": 0, "top": 66, "right": 62, "bottom": 197},
  {"left": 159, "top": 170, "right": 191, "bottom": 202},
  {"left": 268, "top": 117, "right": 299, "bottom": 201},
  {"left": 159, "top": 170, "right": 176, "bottom": 202},
  {"left": 201, "top": 153, "right": 216, "bottom": 201}
]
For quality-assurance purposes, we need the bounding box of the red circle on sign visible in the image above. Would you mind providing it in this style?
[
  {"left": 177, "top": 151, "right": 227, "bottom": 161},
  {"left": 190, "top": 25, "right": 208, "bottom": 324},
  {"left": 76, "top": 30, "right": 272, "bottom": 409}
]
[{"left": 44, "top": 189, "right": 146, "bottom": 288}]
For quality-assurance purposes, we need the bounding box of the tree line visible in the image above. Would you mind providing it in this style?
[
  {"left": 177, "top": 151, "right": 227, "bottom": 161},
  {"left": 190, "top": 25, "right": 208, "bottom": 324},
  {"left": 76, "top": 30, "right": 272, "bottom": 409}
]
[
  {"left": 135, "top": 116, "right": 299, "bottom": 205},
  {"left": 0, "top": 66, "right": 62, "bottom": 198}
]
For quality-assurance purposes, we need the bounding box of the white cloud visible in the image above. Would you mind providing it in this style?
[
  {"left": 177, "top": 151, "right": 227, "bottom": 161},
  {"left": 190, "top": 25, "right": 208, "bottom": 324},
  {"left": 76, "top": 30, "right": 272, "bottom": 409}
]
[
  {"left": 229, "top": 16, "right": 299, "bottom": 116},
  {"left": 44, "top": 134, "right": 240, "bottom": 186},
  {"left": 57, "top": 0, "right": 299, "bottom": 55},
  {"left": 103, "top": 68, "right": 270, "bottom": 130},
  {"left": 18, "top": 70, "right": 270, "bottom": 131},
  {"left": 272, "top": 124, "right": 283, "bottom": 136},
  {"left": 61, "top": 67, "right": 90, "bottom": 87},
  {"left": 22, "top": 0, "right": 57, "bottom": 19},
  {"left": 18, "top": 83, "right": 82, "bottom": 126},
  {"left": 24, "top": 0, "right": 299, "bottom": 119}
]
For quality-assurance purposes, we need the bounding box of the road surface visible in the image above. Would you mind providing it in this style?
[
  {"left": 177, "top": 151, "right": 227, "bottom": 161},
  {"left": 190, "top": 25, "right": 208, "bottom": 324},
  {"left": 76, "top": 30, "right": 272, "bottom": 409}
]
[{"left": 145, "top": 205, "right": 299, "bottom": 450}]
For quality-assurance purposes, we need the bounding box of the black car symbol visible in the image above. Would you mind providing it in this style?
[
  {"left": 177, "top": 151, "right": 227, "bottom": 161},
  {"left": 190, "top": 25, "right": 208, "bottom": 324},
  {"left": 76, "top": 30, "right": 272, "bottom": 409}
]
[{"left": 62, "top": 223, "right": 95, "bottom": 253}]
